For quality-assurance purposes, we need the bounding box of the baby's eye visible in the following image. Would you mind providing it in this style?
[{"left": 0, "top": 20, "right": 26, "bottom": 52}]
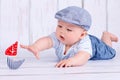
[
  {"left": 67, "top": 29, "right": 72, "bottom": 31},
  {"left": 58, "top": 25, "right": 62, "bottom": 28}
]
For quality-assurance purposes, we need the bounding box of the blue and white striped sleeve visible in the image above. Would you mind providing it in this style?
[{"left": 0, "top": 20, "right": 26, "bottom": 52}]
[{"left": 49, "top": 32, "right": 60, "bottom": 49}]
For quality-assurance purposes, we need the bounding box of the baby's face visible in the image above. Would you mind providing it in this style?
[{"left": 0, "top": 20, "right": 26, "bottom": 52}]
[{"left": 56, "top": 20, "right": 86, "bottom": 46}]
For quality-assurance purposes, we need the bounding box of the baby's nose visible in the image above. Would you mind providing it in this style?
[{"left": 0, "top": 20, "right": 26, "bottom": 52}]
[{"left": 60, "top": 28, "right": 66, "bottom": 34}]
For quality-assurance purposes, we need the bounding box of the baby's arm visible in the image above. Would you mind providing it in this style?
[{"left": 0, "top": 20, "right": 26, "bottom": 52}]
[
  {"left": 20, "top": 36, "right": 53, "bottom": 59},
  {"left": 55, "top": 51, "right": 91, "bottom": 68}
]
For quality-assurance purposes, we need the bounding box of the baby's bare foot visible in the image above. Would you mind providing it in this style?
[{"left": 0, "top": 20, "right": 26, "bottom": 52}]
[{"left": 110, "top": 34, "right": 118, "bottom": 42}]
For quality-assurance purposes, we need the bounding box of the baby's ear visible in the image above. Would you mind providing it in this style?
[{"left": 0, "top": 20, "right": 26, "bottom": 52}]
[{"left": 80, "top": 31, "right": 87, "bottom": 39}]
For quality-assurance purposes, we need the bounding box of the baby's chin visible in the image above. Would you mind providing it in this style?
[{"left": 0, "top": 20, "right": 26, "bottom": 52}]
[
  {"left": 59, "top": 39, "right": 66, "bottom": 44},
  {"left": 60, "top": 40, "right": 72, "bottom": 46}
]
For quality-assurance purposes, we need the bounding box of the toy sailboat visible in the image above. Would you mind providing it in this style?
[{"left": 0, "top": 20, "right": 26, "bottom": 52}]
[{"left": 5, "top": 41, "right": 25, "bottom": 69}]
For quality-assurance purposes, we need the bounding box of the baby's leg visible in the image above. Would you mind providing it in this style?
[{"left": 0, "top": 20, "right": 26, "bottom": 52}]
[{"left": 101, "top": 31, "right": 118, "bottom": 47}]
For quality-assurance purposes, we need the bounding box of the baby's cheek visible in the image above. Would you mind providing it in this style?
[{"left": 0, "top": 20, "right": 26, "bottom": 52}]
[{"left": 67, "top": 37, "right": 75, "bottom": 44}]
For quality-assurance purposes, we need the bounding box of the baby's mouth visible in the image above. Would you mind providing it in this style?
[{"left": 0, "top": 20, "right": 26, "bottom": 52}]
[{"left": 60, "top": 35, "right": 65, "bottom": 41}]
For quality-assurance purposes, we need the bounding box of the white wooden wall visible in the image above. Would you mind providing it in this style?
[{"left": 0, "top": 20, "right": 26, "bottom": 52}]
[{"left": 0, "top": 0, "right": 120, "bottom": 57}]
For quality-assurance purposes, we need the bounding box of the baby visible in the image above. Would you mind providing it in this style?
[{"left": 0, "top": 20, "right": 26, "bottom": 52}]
[{"left": 21, "top": 6, "right": 118, "bottom": 68}]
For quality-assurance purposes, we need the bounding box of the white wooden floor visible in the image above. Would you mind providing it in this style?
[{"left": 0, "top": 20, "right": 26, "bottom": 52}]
[{"left": 0, "top": 45, "right": 120, "bottom": 80}]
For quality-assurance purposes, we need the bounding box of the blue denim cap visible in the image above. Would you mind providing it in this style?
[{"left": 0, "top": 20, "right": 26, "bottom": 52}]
[{"left": 55, "top": 6, "right": 92, "bottom": 31}]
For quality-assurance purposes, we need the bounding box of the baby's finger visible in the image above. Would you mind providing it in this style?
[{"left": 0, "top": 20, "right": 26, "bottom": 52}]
[
  {"left": 59, "top": 62, "right": 66, "bottom": 68},
  {"left": 64, "top": 63, "right": 71, "bottom": 68},
  {"left": 55, "top": 60, "right": 64, "bottom": 67},
  {"left": 35, "top": 53, "right": 40, "bottom": 60},
  {"left": 20, "top": 44, "right": 29, "bottom": 49},
  {"left": 56, "top": 61, "right": 66, "bottom": 68}
]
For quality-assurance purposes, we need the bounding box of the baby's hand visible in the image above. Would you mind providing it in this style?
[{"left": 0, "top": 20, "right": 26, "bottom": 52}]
[
  {"left": 20, "top": 44, "right": 40, "bottom": 59},
  {"left": 55, "top": 58, "right": 75, "bottom": 68}
]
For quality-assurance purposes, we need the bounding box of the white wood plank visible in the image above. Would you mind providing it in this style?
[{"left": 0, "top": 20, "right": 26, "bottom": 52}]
[
  {"left": 0, "top": 0, "right": 1, "bottom": 50},
  {"left": 0, "top": 0, "right": 19, "bottom": 50},
  {"left": 84, "top": 0, "right": 107, "bottom": 38},
  {"left": 0, "top": 73, "right": 120, "bottom": 80},
  {"left": 1, "top": 65, "right": 120, "bottom": 75},
  {"left": 107, "top": 0, "right": 120, "bottom": 52},
  {"left": 30, "top": 0, "right": 57, "bottom": 43},
  {"left": 0, "top": 0, "right": 29, "bottom": 57},
  {"left": 16, "top": 0, "right": 30, "bottom": 46},
  {"left": 58, "top": 0, "right": 82, "bottom": 10}
]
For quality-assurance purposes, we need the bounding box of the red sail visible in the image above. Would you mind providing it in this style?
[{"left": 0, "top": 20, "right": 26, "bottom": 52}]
[{"left": 5, "top": 41, "right": 18, "bottom": 56}]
